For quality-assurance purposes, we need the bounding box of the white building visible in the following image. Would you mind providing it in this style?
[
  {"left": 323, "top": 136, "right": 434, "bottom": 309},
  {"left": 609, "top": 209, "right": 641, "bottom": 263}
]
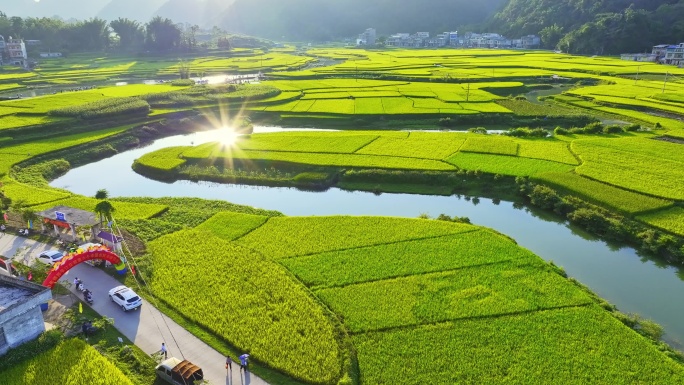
[
  {"left": 39, "top": 52, "right": 62, "bottom": 58},
  {"left": 357, "top": 28, "right": 377, "bottom": 46},
  {"left": 6, "top": 38, "right": 27, "bottom": 67},
  {"left": 665, "top": 43, "right": 684, "bottom": 66},
  {"left": 620, "top": 53, "right": 656, "bottom": 62}
]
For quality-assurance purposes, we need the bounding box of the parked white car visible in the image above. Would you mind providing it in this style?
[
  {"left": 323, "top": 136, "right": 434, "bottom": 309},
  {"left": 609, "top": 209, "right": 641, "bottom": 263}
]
[
  {"left": 37, "top": 250, "right": 64, "bottom": 265},
  {"left": 108, "top": 285, "right": 142, "bottom": 311}
]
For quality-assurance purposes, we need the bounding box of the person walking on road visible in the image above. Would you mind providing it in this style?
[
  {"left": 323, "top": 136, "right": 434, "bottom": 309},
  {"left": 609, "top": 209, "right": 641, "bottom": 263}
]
[
  {"left": 226, "top": 355, "right": 232, "bottom": 374},
  {"left": 161, "top": 342, "right": 168, "bottom": 359},
  {"left": 239, "top": 353, "right": 249, "bottom": 373}
]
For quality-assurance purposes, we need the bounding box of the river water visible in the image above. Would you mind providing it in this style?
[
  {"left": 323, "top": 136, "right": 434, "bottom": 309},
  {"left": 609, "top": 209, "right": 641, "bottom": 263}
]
[{"left": 50, "top": 127, "right": 684, "bottom": 348}]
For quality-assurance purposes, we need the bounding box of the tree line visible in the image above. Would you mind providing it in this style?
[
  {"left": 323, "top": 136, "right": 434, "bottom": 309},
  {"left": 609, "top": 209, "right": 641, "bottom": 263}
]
[{"left": 0, "top": 11, "right": 207, "bottom": 53}]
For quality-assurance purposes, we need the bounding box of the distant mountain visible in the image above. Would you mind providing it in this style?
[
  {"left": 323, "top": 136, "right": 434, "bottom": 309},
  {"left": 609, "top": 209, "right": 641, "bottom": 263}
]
[
  {"left": 97, "top": 0, "right": 167, "bottom": 23},
  {"left": 219, "top": 0, "right": 506, "bottom": 41},
  {"left": 155, "top": 0, "right": 234, "bottom": 27}
]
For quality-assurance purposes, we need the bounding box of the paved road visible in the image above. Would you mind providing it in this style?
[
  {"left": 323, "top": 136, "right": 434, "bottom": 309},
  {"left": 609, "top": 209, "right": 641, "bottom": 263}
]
[{"left": 0, "top": 233, "right": 267, "bottom": 385}]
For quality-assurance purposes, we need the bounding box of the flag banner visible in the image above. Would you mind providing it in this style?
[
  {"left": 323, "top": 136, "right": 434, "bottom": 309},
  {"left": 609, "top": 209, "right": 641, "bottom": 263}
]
[{"left": 79, "top": 302, "right": 83, "bottom": 313}]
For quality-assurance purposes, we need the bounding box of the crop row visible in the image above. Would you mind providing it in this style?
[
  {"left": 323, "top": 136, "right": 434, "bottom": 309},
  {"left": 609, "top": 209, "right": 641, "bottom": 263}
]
[
  {"left": 533, "top": 172, "right": 672, "bottom": 215},
  {"left": 573, "top": 141, "right": 684, "bottom": 201},
  {"left": 460, "top": 136, "right": 519, "bottom": 156},
  {"left": 236, "top": 216, "right": 474, "bottom": 259},
  {"left": 447, "top": 152, "right": 574, "bottom": 176},
  {"left": 316, "top": 260, "right": 592, "bottom": 333},
  {"left": 282, "top": 229, "right": 535, "bottom": 289},
  {"left": 0, "top": 339, "right": 134, "bottom": 385},
  {"left": 147, "top": 230, "right": 345, "bottom": 385},
  {"left": 637, "top": 207, "right": 684, "bottom": 237},
  {"left": 134, "top": 146, "right": 189, "bottom": 171},
  {"left": 195, "top": 211, "right": 268, "bottom": 240},
  {"left": 352, "top": 305, "right": 684, "bottom": 384}
]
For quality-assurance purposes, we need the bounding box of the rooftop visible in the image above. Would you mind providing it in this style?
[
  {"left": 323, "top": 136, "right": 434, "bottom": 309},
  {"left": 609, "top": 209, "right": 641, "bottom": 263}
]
[
  {"left": 36, "top": 205, "right": 99, "bottom": 227},
  {"left": 0, "top": 275, "right": 51, "bottom": 312}
]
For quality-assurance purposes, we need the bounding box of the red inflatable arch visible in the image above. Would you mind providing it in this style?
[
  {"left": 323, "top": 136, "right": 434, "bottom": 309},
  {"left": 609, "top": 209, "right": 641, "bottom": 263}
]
[{"left": 42, "top": 246, "right": 123, "bottom": 288}]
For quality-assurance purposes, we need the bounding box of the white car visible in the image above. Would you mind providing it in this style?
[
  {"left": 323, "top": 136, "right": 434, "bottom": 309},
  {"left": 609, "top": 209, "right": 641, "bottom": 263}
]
[
  {"left": 108, "top": 285, "right": 142, "bottom": 312},
  {"left": 37, "top": 250, "right": 64, "bottom": 265}
]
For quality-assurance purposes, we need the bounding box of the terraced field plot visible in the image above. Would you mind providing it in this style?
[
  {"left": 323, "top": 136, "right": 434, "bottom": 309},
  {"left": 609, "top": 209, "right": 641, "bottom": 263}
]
[
  {"left": 0, "top": 339, "right": 135, "bottom": 385},
  {"left": 573, "top": 139, "right": 684, "bottom": 201}
]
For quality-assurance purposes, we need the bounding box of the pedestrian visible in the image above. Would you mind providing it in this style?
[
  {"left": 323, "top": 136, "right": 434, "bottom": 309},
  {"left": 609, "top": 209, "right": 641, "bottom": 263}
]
[
  {"left": 239, "top": 353, "right": 249, "bottom": 372},
  {"left": 161, "top": 342, "right": 168, "bottom": 359},
  {"left": 73, "top": 277, "right": 80, "bottom": 287},
  {"left": 82, "top": 321, "right": 89, "bottom": 339},
  {"left": 225, "top": 355, "right": 232, "bottom": 374}
]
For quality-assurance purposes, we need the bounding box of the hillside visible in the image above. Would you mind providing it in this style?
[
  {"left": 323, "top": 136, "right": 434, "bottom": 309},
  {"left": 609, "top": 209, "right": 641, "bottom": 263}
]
[
  {"left": 96, "top": 0, "right": 167, "bottom": 22},
  {"left": 492, "top": 0, "right": 684, "bottom": 54},
  {"left": 219, "top": 0, "right": 506, "bottom": 40}
]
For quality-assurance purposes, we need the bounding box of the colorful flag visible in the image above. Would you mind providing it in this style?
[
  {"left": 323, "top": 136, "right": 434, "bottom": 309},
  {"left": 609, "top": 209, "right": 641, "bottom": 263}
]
[
  {"left": 3, "top": 212, "right": 7, "bottom": 222},
  {"left": 131, "top": 265, "right": 136, "bottom": 276},
  {"left": 79, "top": 302, "right": 83, "bottom": 313},
  {"left": 27, "top": 272, "right": 32, "bottom": 281}
]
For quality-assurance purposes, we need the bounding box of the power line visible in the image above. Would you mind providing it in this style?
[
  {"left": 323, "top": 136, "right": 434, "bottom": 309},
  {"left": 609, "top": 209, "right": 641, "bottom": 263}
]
[{"left": 108, "top": 217, "right": 187, "bottom": 361}]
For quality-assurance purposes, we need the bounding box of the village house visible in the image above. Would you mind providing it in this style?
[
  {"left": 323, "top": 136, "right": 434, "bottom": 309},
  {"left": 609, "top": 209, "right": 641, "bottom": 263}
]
[
  {"left": 0, "top": 274, "right": 52, "bottom": 356},
  {"left": 664, "top": 43, "right": 684, "bottom": 66},
  {"left": 357, "top": 28, "right": 377, "bottom": 46}
]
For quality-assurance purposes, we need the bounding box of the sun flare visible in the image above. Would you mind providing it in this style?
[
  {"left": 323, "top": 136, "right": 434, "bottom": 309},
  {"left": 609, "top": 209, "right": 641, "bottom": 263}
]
[{"left": 221, "top": 128, "right": 240, "bottom": 146}]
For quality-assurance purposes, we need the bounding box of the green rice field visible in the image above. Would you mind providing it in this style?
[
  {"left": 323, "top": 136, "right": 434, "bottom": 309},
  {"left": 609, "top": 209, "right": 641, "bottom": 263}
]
[{"left": 0, "top": 47, "right": 683, "bottom": 385}]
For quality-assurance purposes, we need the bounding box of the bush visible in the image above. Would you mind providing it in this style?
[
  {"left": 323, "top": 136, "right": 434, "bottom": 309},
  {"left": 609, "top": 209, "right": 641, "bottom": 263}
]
[
  {"left": 624, "top": 123, "right": 641, "bottom": 132},
  {"left": 554, "top": 126, "right": 570, "bottom": 135},
  {"left": 468, "top": 127, "right": 487, "bottom": 134},
  {"left": 504, "top": 127, "right": 549, "bottom": 138},
  {"left": 603, "top": 125, "right": 624, "bottom": 134},
  {"left": 171, "top": 79, "right": 195, "bottom": 86},
  {"left": 582, "top": 122, "right": 604, "bottom": 134}
]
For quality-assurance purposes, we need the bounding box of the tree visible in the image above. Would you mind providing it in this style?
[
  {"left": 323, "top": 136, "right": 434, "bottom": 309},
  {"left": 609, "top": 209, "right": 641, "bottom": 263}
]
[
  {"left": 94, "top": 200, "right": 116, "bottom": 225},
  {"left": 110, "top": 18, "right": 144, "bottom": 51},
  {"left": 146, "top": 16, "right": 182, "bottom": 51},
  {"left": 539, "top": 24, "right": 563, "bottom": 50},
  {"left": 77, "top": 18, "right": 110, "bottom": 51},
  {"left": 95, "top": 189, "right": 109, "bottom": 200}
]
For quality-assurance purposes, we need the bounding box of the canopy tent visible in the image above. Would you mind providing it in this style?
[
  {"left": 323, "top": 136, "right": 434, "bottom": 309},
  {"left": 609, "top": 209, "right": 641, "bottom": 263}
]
[{"left": 35, "top": 206, "right": 101, "bottom": 242}]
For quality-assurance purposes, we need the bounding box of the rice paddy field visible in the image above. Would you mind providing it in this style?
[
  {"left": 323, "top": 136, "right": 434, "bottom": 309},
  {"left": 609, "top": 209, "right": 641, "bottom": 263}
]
[
  {"left": 140, "top": 214, "right": 684, "bottom": 384},
  {"left": 0, "top": 47, "right": 683, "bottom": 384}
]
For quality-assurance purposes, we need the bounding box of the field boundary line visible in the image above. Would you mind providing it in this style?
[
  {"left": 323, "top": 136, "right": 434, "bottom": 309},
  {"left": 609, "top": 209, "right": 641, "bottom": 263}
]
[
  {"left": 277, "top": 229, "right": 482, "bottom": 261},
  {"left": 232, "top": 217, "right": 273, "bottom": 241},
  {"left": 309, "top": 257, "right": 535, "bottom": 291},
  {"left": 347, "top": 303, "right": 593, "bottom": 335},
  {"left": 350, "top": 135, "right": 381, "bottom": 154}
]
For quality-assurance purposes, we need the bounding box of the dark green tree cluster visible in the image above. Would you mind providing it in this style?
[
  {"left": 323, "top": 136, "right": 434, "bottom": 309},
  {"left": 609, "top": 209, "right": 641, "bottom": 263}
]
[
  {"left": 0, "top": 11, "right": 192, "bottom": 53},
  {"left": 493, "top": 0, "right": 684, "bottom": 54}
]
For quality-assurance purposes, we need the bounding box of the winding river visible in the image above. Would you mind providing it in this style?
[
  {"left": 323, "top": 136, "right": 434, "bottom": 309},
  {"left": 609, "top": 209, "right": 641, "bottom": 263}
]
[{"left": 51, "top": 127, "right": 684, "bottom": 348}]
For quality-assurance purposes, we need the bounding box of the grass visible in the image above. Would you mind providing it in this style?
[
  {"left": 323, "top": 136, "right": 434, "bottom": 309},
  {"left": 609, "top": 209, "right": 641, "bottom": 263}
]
[{"left": 460, "top": 136, "right": 519, "bottom": 156}]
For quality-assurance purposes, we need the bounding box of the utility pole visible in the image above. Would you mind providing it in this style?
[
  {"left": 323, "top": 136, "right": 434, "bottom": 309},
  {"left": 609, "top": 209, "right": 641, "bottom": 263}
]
[
  {"left": 466, "top": 82, "right": 470, "bottom": 102},
  {"left": 662, "top": 72, "right": 669, "bottom": 93},
  {"left": 634, "top": 66, "right": 640, "bottom": 85}
]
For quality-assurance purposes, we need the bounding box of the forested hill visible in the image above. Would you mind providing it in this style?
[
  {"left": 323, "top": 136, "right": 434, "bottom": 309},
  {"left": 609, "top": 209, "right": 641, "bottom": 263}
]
[
  {"left": 219, "top": 0, "right": 505, "bottom": 41},
  {"left": 492, "top": 0, "right": 684, "bottom": 54}
]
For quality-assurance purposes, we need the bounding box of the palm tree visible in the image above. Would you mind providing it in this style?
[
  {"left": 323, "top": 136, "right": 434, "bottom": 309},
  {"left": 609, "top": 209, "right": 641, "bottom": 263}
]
[
  {"left": 95, "top": 189, "right": 109, "bottom": 200},
  {"left": 94, "top": 200, "right": 116, "bottom": 227}
]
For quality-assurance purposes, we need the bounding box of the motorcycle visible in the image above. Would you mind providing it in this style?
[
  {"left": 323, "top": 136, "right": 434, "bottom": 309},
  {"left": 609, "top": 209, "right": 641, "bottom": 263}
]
[{"left": 83, "top": 290, "right": 93, "bottom": 305}]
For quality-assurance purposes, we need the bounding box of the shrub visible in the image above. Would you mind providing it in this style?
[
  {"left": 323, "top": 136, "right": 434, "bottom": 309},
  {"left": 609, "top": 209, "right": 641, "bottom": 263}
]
[
  {"left": 554, "top": 126, "right": 570, "bottom": 135},
  {"left": 171, "top": 79, "right": 195, "bottom": 86},
  {"left": 625, "top": 123, "right": 641, "bottom": 132},
  {"left": 603, "top": 125, "right": 624, "bottom": 134},
  {"left": 468, "top": 127, "right": 487, "bottom": 134}
]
